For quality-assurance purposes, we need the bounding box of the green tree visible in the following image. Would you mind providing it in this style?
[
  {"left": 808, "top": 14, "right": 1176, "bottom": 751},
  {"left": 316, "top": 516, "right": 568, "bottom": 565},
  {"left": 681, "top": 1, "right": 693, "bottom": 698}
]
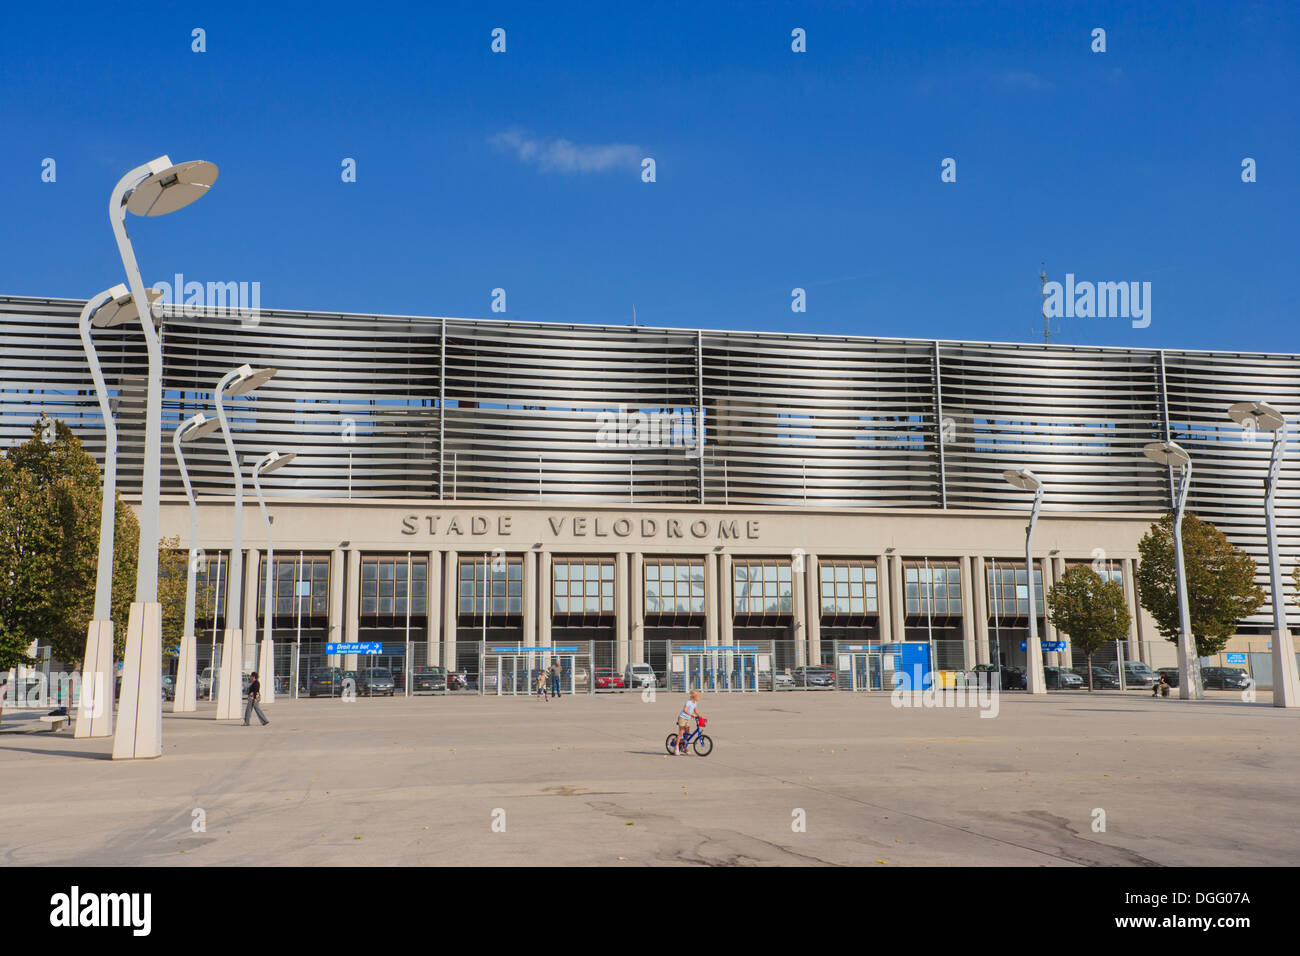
[
  {"left": 1047, "top": 566, "right": 1131, "bottom": 690},
  {"left": 0, "top": 419, "right": 140, "bottom": 669},
  {"left": 1136, "top": 511, "right": 1265, "bottom": 658},
  {"left": 157, "top": 535, "right": 191, "bottom": 654}
]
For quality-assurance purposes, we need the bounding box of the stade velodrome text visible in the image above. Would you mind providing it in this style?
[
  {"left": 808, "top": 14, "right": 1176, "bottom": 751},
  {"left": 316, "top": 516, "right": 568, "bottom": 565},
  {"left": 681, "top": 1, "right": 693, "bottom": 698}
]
[{"left": 399, "top": 515, "right": 762, "bottom": 540}]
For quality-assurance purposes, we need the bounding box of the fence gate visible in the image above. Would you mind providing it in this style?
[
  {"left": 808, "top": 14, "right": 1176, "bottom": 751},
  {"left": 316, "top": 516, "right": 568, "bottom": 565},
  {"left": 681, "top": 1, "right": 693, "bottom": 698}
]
[
  {"left": 676, "top": 645, "right": 761, "bottom": 693},
  {"left": 484, "top": 644, "right": 592, "bottom": 696},
  {"left": 835, "top": 643, "right": 884, "bottom": 691}
]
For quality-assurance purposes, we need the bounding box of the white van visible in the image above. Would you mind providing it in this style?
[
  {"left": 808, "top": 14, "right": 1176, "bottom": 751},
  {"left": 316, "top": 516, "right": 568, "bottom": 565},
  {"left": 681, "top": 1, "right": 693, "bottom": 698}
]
[{"left": 624, "top": 663, "right": 657, "bottom": 688}]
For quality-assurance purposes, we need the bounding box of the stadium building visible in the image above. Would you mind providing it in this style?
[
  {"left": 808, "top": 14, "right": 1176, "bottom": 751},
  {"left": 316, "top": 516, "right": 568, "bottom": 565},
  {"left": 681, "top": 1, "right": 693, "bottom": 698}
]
[{"left": 3, "top": 294, "right": 1297, "bottom": 691}]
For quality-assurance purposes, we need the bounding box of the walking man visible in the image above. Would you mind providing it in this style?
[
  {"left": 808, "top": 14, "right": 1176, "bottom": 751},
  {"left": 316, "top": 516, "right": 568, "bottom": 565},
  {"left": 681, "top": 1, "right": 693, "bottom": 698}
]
[
  {"left": 550, "top": 659, "right": 562, "bottom": 699},
  {"left": 244, "top": 671, "right": 270, "bottom": 726}
]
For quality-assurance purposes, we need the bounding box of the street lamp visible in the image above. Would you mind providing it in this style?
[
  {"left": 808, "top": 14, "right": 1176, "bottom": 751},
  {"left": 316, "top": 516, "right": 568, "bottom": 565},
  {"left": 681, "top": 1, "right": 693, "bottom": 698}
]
[
  {"left": 1142, "top": 440, "right": 1203, "bottom": 699},
  {"left": 1002, "top": 468, "right": 1046, "bottom": 695},
  {"left": 110, "top": 156, "right": 218, "bottom": 761},
  {"left": 1227, "top": 402, "right": 1299, "bottom": 708},
  {"left": 253, "top": 450, "right": 297, "bottom": 705},
  {"left": 212, "top": 364, "right": 278, "bottom": 719},
  {"left": 172, "top": 413, "right": 220, "bottom": 713},
  {"left": 73, "top": 284, "right": 158, "bottom": 739}
]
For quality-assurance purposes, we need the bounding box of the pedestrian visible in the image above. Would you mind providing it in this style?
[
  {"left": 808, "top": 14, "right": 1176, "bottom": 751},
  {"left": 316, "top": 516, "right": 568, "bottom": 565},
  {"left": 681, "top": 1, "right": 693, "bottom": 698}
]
[
  {"left": 243, "top": 671, "right": 269, "bottom": 726},
  {"left": 535, "top": 667, "right": 549, "bottom": 701},
  {"left": 550, "top": 659, "right": 562, "bottom": 698}
]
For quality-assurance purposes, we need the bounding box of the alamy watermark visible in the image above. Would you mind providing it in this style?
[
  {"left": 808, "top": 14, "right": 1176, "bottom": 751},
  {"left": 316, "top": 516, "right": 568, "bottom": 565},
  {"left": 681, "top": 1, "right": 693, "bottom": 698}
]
[
  {"left": 1042, "top": 273, "right": 1151, "bottom": 328},
  {"left": 595, "top": 404, "right": 698, "bottom": 451},
  {"left": 890, "top": 672, "right": 1000, "bottom": 718},
  {"left": 151, "top": 272, "right": 261, "bottom": 327}
]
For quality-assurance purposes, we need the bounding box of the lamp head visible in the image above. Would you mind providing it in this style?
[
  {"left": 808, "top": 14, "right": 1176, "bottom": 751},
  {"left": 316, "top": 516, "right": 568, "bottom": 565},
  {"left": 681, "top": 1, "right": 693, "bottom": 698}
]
[
  {"left": 124, "top": 159, "right": 219, "bottom": 217},
  {"left": 1143, "top": 440, "right": 1191, "bottom": 468},
  {"left": 225, "top": 363, "right": 278, "bottom": 397},
  {"left": 1227, "top": 401, "right": 1285, "bottom": 433},
  {"left": 1002, "top": 468, "right": 1043, "bottom": 492},
  {"left": 91, "top": 284, "right": 163, "bottom": 328},
  {"left": 179, "top": 412, "right": 221, "bottom": 442},
  {"left": 256, "top": 450, "right": 296, "bottom": 475}
]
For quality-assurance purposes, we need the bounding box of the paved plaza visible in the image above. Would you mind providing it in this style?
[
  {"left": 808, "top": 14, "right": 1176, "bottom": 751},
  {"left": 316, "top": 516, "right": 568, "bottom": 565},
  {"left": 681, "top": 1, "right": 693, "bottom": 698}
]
[{"left": 2, "top": 690, "right": 1296, "bottom": 867}]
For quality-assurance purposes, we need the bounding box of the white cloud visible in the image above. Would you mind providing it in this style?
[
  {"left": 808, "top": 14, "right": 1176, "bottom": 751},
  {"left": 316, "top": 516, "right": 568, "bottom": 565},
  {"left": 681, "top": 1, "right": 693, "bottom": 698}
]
[{"left": 490, "top": 128, "right": 642, "bottom": 174}]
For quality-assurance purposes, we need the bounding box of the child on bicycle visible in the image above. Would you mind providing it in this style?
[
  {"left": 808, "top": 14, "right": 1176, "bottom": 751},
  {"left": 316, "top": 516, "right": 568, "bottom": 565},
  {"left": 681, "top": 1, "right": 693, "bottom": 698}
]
[{"left": 675, "top": 689, "right": 704, "bottom": 755}]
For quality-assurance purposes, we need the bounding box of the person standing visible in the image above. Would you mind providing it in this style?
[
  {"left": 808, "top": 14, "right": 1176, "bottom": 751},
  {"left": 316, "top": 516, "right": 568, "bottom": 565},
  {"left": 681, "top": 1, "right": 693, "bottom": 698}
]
[
  {"left": 550, "top": 659, "right": 562, "bottom": 699},
  {"left": 244, "top": 671, "right": 270, "bottom": 726},
  {"left": 535, "top": 667, "right": 549, "bottom": 701}
]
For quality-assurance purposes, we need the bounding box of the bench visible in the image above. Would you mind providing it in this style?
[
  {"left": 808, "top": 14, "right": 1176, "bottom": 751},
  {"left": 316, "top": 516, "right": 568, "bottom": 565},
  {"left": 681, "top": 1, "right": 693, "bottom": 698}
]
[{"left": 39, "top": 714, "right": 70, "bottom": 732}]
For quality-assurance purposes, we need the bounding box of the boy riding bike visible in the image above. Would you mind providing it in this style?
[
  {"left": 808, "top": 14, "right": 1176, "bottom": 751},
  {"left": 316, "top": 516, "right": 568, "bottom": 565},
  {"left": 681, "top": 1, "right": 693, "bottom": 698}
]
[{"left": 674, "top": 689, "right": 704, "bottom": 755}]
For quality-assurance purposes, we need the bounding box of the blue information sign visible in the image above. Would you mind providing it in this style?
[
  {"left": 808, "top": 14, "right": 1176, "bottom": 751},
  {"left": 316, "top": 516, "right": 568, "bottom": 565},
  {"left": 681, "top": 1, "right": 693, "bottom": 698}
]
[
  {"left": 1225, "top": 652, "right": 1246, "bottom": 664},
  {"left": 325, "top": 642, "right": 382, "bottom": 654},
  {"left": 1021, "top": 640, "right": 1066, "bottom": 651}
]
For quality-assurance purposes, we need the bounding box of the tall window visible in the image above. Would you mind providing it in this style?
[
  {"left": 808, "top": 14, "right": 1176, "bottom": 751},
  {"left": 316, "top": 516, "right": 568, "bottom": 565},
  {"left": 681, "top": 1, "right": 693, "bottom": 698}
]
[
  {"left": 1070, "top": 562, "right": 1124, "bottom": 588},
  {"left": 362, "top": 555, "right": 427, "bottom": 621},
  {"left": 904, "top": 560, "right": 962, "bottom": 616},
  {"left": 644, "top": 558, "right": 704, "bottom": 615},
  {"left": 819, "top": 560, "right": 878, "bottom": 617},
  {"left": 459, "top": 555, "right": 523, "bottom": 616},
  {"left": 257, "top": 555, "right": 329, "bottom": 622},
  {"left": 554, "top": 557, "right": 615, "bottom": 615},
  {"left": 986, "top": 562, "right": 1044, "bottom": 617},
  {"left": 733, "top": 559, "right": 793, "bottom": 616}
]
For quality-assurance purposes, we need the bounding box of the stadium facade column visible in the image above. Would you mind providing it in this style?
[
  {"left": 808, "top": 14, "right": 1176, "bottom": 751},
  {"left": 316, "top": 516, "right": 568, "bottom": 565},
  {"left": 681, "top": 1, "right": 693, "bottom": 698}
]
[
  {"left": 426, "top": 549, "right": 441, "bottom": 667},
  {"left": 242, "top": 548, "right": 259, "bottom": 670},
  {"left": 522, "top": 550, "right": 537, "bottom": 653},
  {"left": 889, "top": 554, "right": 905, "bottom": 643},
  {"left": 1053, "top": 557, "right": 1072, "bottom": 667},
  {"left": 328, "top": 548, "right": 344, "bottom": 666},
  {"left": 1123, "top": 557, "right": 1142, "bottom": 663},
  {"left": 538, "top": 551, "right": 552, "bottom": 664},
  {"left": 960, "top": 555, "right": 976, "bottom": 668},
  {"left": 705, "top": 552, "right": 719, "bottom": 647},
  {"left": 973, "top": 556, "right": 991, "bottom": 666},
  {"left": 806, "top": 553, "right": 821, "bottom": 667},
  {"left": 875, "top": 554, "right": 891, "bottom": 647},
  {"left": 792, "top": 555, "right": 807, "bottom": 668},
  {"left": 615, "top": 551, "right": 629, "bottom": 673},
  {"left": 344, "top": 548, "right": 360, "bottom": 670},
  {"left": 719, "top": 552, "right": 734, "bottom": 650},
  {"left": 630, "top": 552, "right": 644, "bottom": 667},
  {"left": 442, "top": 550, "right": 458, "bottom": 673}
]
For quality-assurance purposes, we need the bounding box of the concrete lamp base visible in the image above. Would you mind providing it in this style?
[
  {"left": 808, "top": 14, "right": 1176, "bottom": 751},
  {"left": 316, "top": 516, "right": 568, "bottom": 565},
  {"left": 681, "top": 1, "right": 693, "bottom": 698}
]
[
  {"left": 111, "top": 603, "right": 163, "bottom": 759},
  {"left": 215, "top": 628, "right": 244, "bottom": 720},
  {"left": 257, "top": 638, "right": 275, "bottom": 705},
  {"left": 74, "top": 619, "right": 115, "bottom": 738},
  {"left": 1271, "top": 629, "right": 1300, "bottom": 708},
  {"left": 1025, "top": 637, "right": 1047, "bottom": 695},
  {"left": 175, "top": 632, "right": 198, "bottom": 712},
  {"left": 1177, "top": 632, "right": 1204, "bottom": 700}
]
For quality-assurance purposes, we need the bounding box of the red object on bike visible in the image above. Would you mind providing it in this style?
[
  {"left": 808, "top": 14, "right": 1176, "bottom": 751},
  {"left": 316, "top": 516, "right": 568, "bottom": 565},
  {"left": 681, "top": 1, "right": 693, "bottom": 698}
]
[{"left": 697, "top": 717, "right": 707, "bottom": 728}]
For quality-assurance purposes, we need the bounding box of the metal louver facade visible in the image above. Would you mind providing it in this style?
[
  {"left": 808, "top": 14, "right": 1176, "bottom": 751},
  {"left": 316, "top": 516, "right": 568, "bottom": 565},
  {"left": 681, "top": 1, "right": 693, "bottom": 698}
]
[{"left": 1, "top": 294, "right": 1296, "bottom": 627}]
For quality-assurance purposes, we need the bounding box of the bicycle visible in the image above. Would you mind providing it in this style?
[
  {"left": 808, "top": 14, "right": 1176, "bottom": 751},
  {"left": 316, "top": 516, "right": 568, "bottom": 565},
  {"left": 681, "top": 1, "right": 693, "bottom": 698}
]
[{"left": 665, "top": 716, "right": 713, "bottom": 756}]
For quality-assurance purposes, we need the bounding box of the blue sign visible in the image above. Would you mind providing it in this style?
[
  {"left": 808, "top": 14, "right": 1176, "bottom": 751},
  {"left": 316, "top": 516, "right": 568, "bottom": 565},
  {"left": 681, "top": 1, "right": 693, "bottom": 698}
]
[
  {"left": 894, "top": 642, "right": 931, "bottom": 690},
  {"left": 678, "top": 646, "right": 759, "bottom": 652},
  {"left": 1020, "top": 640, "right": 1066, "bottom": 651},
  {"left": 326, "top": 642, "right": 382, "bottom": 654},
  {"left": 490, "top": 646, "right": 578, "bottom": 653},
  {"left": 1225, "top": 652, "right": 1246, "bottom": 664}
]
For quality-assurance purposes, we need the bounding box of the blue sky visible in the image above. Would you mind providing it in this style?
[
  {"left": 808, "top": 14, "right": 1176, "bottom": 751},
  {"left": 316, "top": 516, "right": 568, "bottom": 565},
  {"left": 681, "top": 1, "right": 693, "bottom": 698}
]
[{"left": 1, "top": 0, "right": 1296, "bottom": 352}]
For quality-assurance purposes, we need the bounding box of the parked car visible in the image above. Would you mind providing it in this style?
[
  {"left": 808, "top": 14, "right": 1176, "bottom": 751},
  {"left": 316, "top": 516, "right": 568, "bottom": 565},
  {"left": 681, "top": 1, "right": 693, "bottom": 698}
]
[
  {"left": 1155, "top": 667, "right": 1180, "bottom": 688},
  {"left": 1000, "top": 666, "right": 1027, "bottom": 690},
  {"left": 572, "top": 666, "right": 589, "bottom": 690},
  {"left": 412, "top": 666, "right": 448, "bottom": 693},
  {"left": 793, "top": 665, "right": 835, "bottom": 688},
  {"left": 161, "top": 675, "right": 176, "bottom": 701},
  {"left": 1123, "top": 662, "right": 1157, "bottom": 688},
  {"left": 624, "top": 663, "right": 656, "bottom": 688},
  {"left": 1071, "top": 664, "right": 1121, "bottom": 689},
  {"left": 1044, "top": 665, "right": 1084, "bottom": 689},
  {"left": 307, "top": 668, "right": 352, "bottom": 697},
  {"left": 197, "top": 667, "right": 214, "bottom": 696},
  {"left": 594, "top": 668, "right": 625, "bottom": 690},
  {"left": 357, "top": 668, "right": 396, "bottom": 696},
  {"left": 1202, "top": 666, "right": 1250, "bottom": 690}
]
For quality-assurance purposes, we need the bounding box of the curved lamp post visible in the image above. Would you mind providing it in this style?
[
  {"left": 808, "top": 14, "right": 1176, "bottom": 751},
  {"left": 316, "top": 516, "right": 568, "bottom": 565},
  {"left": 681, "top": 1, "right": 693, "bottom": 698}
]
[
  {"left": 110, "top": 156, "right": 218, "bottom": 760},
  {"left": 213, "top": 364, "right": 278, "bottom": 719},
  {"left": 1003, "top": 468, "right": 1046, "bottom": 695},
  {"left": 1143, "top": 440, "right": 1203, "bottom": 699},
  {"left": 1227, "top": 402, "right": 1299, "bottom": 708},
  {"left": 172, "top": 413, "right": 220, "bottom": 712},
  {"left": 253, "top": 450, "right": 297, "bottom": 705},
  {"left": 73, "top": 284, "right": 158, "bottom": 738}
]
